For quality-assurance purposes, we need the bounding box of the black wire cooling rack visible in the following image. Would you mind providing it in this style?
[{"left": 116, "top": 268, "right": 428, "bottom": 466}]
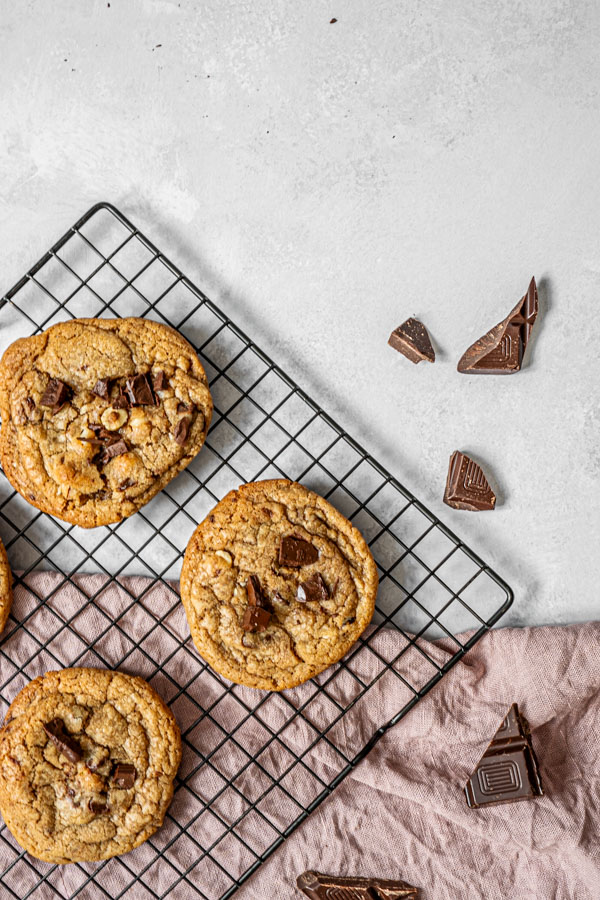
[{"left": 0, "top": 203, "right": 513, "bottom": 899}]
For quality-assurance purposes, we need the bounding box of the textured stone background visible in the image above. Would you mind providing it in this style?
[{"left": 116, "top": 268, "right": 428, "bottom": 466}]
[{"left": 0, "top": 0, "right": 598, "bottom": 626}]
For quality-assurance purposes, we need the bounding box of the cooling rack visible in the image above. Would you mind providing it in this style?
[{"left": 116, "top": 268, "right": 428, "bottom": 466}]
[{"left": 0, "top": 203, "right": 513, "bottom": 899}]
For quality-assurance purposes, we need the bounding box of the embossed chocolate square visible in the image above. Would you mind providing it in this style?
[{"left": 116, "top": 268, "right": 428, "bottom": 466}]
[{"left": 465, "top": 703, "right": 543, "bottom": 808}]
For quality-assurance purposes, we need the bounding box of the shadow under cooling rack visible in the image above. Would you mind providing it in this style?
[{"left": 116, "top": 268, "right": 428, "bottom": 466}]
[{"left": 0, "top": 203, "right": 513, "bottom": 900}]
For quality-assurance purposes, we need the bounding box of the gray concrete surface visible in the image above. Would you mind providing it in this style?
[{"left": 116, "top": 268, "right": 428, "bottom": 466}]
[{"left": 0, "top": 0, "right": 598, "bottom": 626}]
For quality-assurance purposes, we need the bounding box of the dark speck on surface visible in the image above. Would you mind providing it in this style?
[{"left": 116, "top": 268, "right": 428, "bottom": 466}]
[{"left": 330, "top": 17, "right": 337, "bottom": 23}]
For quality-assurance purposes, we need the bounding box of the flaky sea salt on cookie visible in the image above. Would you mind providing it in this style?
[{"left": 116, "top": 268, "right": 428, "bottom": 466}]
[
  {"left": 0, "top": 317, "right": 212, "bottom": 527},
  {"left": 181, "top": 479, "right": 378, "bottom": 691}
]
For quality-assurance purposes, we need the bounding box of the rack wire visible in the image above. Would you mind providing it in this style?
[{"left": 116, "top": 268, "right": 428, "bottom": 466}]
[{"left": 0, "top": 203, "right": 513, "bottom": 899}]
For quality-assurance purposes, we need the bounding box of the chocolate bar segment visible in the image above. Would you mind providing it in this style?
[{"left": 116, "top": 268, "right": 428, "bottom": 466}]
[
  {"left": 465, "top": 703, "right": 543, "bottom": 808},
  {"left": 388, "top": 318, "right": 435, "bottom": 364},
  {"left": 443, "top": 451, "right": 496, "bottom": 511},
  {"left": 297, "top": 870, "right": 418, "bottom": 899},
  {"left": 457, "top": 277, "right": 538, "bottom": 374}
]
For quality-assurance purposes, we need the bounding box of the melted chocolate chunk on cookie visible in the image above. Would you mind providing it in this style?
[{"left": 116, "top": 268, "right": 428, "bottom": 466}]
[
  {"left": 43, "top": 719, "right": 82, "bottom": 763},
  {"left": 297, "top": 573, "right": 329, "bottom": 605},
  {"left": 124, "top": 373, "right": 154, "bottom": 406},
  {"left": 246, "top": 574, "right": 264, "bottom": 607},
  {"left": 242, "top": 605, "right": 271, "bottom": 632},
  {"left": 279, "top": 535, "right": 319, "bottom": 567},
  {"left": 173, "top": 417, "right": 191, "bottom": 445},
  {"left": 100, "top": 439, "right": 128, "bottom": 463},
  {"left": 112, "top": 763, "right": 136, "bottom": 789},
  {"left": 152, "top": 370, "right": 168, "bottom": 391},
  {"left": 112, "top": 390, "right": 129, "bottom": 409},
  {"left": 88, "top": 798, "right": 108, "bottom": 815},
  {"left": 40, "top": 378, "right": 71, "bottom": 412},
  {"left": 92, "top": 379, "right": 111, "bottom": 400}
]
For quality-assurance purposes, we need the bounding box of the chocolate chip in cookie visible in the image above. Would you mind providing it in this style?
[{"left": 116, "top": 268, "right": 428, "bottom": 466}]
[
  {"left": 279, "top": 536, "right": 319, "bottom": 567},
  {"left": 297, "top": 573, "right": 329, "bottom": 605},
  {"left": 247, "top": 574, "right": 264, "bottom": 607},
  {"left": 43, "top": 719, "right": 82, "bottom": 763},
  {"left": 113, "top": 390, "right": 130, "bottom": 409},
  {"left": 242, "top": 606, "right": 271, "bottom": 633},
  {"left": 88, "top": 798, "right": 108, "bottom": 815},
  {"left": 40, "top": 378, "right": 71, "bottom": 412},
  {"left": 124, "top": 373, "right": 154, "bottom": 406},
  {"left": 100, "top": 439, "right": 128, "bottom": 463},
  {"left": 152, "top": 370, "right": 168, "bottom": 392},
  {"left": 112, "top": 763, "right": 136, "bottom": 789},
  {"left": 92, "top": 379, "right": 111, "bottom": 400},
  {"left": 173, "top": 417, "right": 191, "bottom": 445}
]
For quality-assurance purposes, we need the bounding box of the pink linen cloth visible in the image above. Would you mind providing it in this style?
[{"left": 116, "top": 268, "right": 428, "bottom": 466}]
[
  {"left": 246, "top": 621, "right": 600, "bottom": 900},
  {"left": 0, "top": 572, "right": 597, "bottom": 899}
]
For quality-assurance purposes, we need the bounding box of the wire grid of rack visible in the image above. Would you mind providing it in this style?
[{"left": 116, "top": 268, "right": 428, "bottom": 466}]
[{"left": 0, "top": 203, "right": 513, "bottom": 899}]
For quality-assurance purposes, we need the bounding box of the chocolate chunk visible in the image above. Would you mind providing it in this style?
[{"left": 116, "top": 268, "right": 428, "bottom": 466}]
[
  {"left": 297, "top": 573, "right": 329, "bottom": 604},
  {"left": 246, "top": 574, "right": 264, "bottom": 607},
  {"left": 100, "top": 439, "right": 128, "bottom": 463},
  {"left": 92, "top": 379, "right": 111, "bottom": 400},
  {"left": 173, "top": 417, "right": 191, "bottom": 445},
  {"left": 242, "top": 606, "right": 271, "bottom": 632},
  {"left": 112, "top": 763, "right": 136, "bottom": 789},
  {"left": 43, "top": 719, "right": 82, "bottom": 763},
  {"left": 40, "top": 378, "right": 71, "bottom": 411},
  {"left": 176, "top": 401, "right": 194, "bottom": 414},
  {"left": 457, "top": 277, "right": 538, "bottom": 374},
  {"left": 279, "top": 536, "right": 319, "bottom": 567},
  {"left": 465, "top": 703, "right": 543, "bottom": 809},
  {"left": 23, "top": 396, "right": 35, "bottom": 417},
  {"left": 388, "top": 318, "right": 435, "bottom": 364},
  {"left": 88, "top": 798, "right": 108, "bottom": 814},
  {"left": 152, "top": 370, "right": 168, "bottom": 391},
  {"left": 124, "top": 373, "right": 154, "bottom": 406},
  {"left": 113, "top": 391, "right": 129, "bottom": 409},
  {"left": 297, "top": 870, "right": 418, "bottom": 899},
  {"left": 443, "top": 451, "right": 496, "bottom": 511},
  {"left": 94, "top": 427, "right": 119, "bottom": 442}
]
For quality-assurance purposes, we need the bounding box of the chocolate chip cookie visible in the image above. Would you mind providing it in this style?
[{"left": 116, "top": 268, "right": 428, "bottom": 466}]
[
  {"left": 0, "top": 538, "right": 12, "bottom": 636},
  {"left": 0, "top": 668, "right": 181, "bottom": 863},
  {"left": 180, "top": 479, "right": 378, "bottom": 691},
  {"left": 0, "top": 318, "right": 212, "bottom": 527}
]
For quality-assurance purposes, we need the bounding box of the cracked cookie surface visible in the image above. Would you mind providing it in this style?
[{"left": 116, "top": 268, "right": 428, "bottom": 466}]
[
  {"left": 0, "top": 318, "right": 212, "bottom": 527},
  {"left": 180, "top": 479, "right": 378, "bottom": 691},
  {"left": 0, "top": 539, "right": 12, "bottom": 637},
  {"left": 0, "top": 668, "right": 181, "bottom": 863}
]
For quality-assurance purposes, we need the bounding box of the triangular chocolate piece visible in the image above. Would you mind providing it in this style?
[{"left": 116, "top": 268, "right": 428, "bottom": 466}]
[
  {"left": 443, "top": 451, "right": 496, "bottom": 511},
  {"left": 457, "top": 277, "right": 538, "bottom": 374},
  {"left": 388, "top": 318, "right": 435, "bottom": 364},
  {"left": 297, "top": 870, "right": 418, "bottom": 899},
  {"left": 465, "top": 703, "right": 544, "bottom": 809}
]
